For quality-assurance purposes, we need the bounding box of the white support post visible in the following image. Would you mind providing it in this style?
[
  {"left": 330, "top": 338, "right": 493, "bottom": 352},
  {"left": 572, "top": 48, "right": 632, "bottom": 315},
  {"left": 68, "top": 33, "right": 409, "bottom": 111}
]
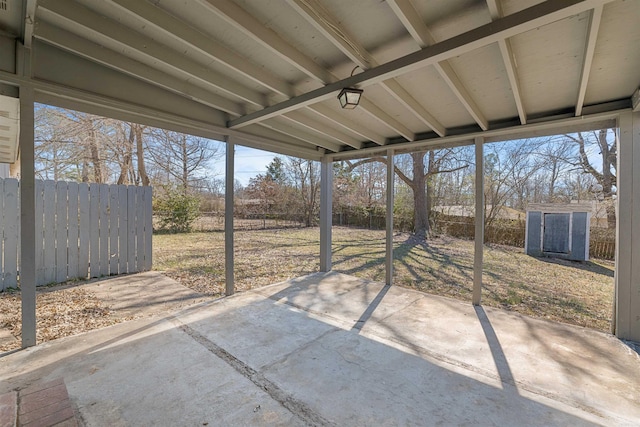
[
  {"left": 225, "top": 137, "right": 234, "bottom": 296},
  {"left": 320, "top": 156, "right": 333, "bottom": 272},
  {"left": 386, "top": 149, "right": 394, "bottom": 286},
  {"left": 18, "top": 44, "right": 37, "bottom": 348},
  {"left": 473, "top": 137, "right": 484, "bottom": 306},
  {"left": 615, "top": 111, "right": 640, "bottom": 341}
]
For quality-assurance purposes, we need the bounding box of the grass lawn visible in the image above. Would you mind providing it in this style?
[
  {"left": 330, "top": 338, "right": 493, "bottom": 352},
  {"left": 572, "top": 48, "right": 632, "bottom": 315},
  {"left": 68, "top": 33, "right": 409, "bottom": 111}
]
[{"left": 154, "top": 226, "right": 615, "bottom": 332}]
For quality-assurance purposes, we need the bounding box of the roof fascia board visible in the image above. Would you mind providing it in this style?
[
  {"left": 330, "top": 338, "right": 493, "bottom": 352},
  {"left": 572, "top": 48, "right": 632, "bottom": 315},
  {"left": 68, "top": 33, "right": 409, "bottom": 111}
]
[
  {"left": 329, "top": 108, "right": 622, "bottom": 161},
  {"left": 0, "top": 70, "right": 322, "bottom": 161}
]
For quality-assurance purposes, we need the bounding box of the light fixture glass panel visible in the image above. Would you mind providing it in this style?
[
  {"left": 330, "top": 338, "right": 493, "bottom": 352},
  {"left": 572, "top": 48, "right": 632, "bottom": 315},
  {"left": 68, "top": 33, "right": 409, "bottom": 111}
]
[{"left": 338, "top": 88, "right": 363, "bottom": 109}]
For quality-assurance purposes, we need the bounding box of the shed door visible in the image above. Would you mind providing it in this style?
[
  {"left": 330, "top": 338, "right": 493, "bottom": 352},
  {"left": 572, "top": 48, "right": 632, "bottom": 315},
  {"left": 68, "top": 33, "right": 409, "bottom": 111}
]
[{"left": 543, "top": 213, "right": 570, "bottom": 254}]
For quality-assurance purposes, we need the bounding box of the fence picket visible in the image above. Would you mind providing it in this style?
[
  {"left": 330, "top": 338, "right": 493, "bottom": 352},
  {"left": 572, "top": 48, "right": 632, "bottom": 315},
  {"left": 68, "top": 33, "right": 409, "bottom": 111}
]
[
  {"left": 43, "top": 181, "right": 56, "bottom": 283},
  {"left": 67, "top": 182, "right": 79, "bottom": 279},
  {"left": 143, "top": 186, "right": 153, "bottom": 271},
  {"left": 127, "top": 186, "right": 136, "bottom": 272},
  {"left": 118, "top": 185, "right": 128, "bottom": 274},
  {"left": 135, "top": 187, "right": 144, "bottom": 272},
  {"left": 0, "top": 179, "right": 4, "bottom": 290},
  {"left": 0, "top": 179, "right": 152, "bottom": 287},
  {"left": 109, "top": 185, "right": 119, "bottom": 275},
  {"left": 89, "top": 183, "right": 100, "bottom": 278},
  {"left": 3, "top": 179, "right": 18, "bottom": 288},
  {"left": 55, "top": 181, "right": 68, "bottom": 283},
  {"left": 99, "top": 184, "right": 110, "bottom": 277},
  {"left": 78, "top": 183, "right": 89, "bottom": 279},
  {"left": 35, "top": 180, "right": 45, "bottom": 285}
]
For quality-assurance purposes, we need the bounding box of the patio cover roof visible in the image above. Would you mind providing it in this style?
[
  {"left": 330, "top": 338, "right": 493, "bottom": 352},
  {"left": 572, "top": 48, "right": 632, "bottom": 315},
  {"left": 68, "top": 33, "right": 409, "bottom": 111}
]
[{"left": 0, "top": 0, "right": 638, "bottom": 161}]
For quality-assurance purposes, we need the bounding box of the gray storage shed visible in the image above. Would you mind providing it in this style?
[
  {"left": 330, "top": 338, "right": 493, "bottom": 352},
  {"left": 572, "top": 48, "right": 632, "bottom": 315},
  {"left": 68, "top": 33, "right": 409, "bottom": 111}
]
[{"left": 525, "top": 203, "right": 592, "bottom": 261}]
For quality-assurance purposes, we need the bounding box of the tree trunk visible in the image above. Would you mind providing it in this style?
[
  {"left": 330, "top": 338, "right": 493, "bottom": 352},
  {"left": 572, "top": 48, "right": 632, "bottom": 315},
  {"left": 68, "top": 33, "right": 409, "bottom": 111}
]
[
  {"left": 181, "top": 135, "right": 189, "bottom": 194},
  {"left": 135, "top": 124, "right": 150, "bottom": 186},
  {"left": 117, "top": 126, "right": 134, "bottom": 185},
  {"left": 411, "top": 151, "right": 429, "bottom": 238},
  {"left": 88, "top": 126, "right": 103, "bottom": 183}
]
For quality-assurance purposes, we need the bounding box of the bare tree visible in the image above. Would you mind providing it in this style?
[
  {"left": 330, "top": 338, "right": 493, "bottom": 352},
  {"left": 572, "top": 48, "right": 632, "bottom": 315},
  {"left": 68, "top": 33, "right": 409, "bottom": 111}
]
[
  {"left": 286, "top": 157, "right": 320, "bottom": 227},
  {"left": 146, "top": 128, "right": 219, "bottom": 194},
  {"left": 483, "top": 140, "right": 543, "bottom": 226},
  {"left": 347, "top": 149, "right": 468, "bottom": 239},
  {"left": 564, "top": 130, "right": 616, "bottom": 228}
]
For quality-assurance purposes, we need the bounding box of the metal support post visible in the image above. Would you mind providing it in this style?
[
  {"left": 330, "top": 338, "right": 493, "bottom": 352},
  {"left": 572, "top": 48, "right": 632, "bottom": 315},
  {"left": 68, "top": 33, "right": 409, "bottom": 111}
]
[
  {"left": 225, "top": 138, "right": 234, "bottom": 296},
  {"left": 473, "top": 137, "right": 484, "bottom": 305}
]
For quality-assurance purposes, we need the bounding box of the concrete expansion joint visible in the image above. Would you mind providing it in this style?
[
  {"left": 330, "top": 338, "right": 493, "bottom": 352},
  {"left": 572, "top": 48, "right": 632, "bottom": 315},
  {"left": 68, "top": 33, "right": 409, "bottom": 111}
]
[{"left": 168, "top": 315, "right": 335, "bottom": 427}]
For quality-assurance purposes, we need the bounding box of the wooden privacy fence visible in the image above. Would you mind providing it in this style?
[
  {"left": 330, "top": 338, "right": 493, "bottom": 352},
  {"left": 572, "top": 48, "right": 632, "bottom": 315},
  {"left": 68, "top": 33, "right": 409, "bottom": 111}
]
[{"left": 0, "top": 178, "right": 152, "bottom": 291}]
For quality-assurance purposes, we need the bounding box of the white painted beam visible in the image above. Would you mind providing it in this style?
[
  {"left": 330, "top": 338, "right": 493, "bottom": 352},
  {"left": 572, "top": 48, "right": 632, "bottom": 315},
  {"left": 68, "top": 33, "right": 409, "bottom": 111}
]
[
  {"left": 229, "top": 0, "right": 610, "bottom": 128},
  {"left": 385, "top": 149, "right": 394, "bottom": 286},
  {"left": 320, "top": 157, "right": 333, "bottom": 272},
  {"left": 575, "top": 5, "right": 604, "bottom": 116},
  {"left": 199, "top": 0, "right": 408, "bottom": 139},
  {"left": 22, "top": 0, "right": 38, "bottom": 48},
  {"left": 388, "top": 0, "right": 488, "bottom": 130},
  {"left": 473, "top": 137, "right": 484, "bottom": 305},
  {"left": 109, "top": 0, "right": 293, "bottom": 98},
  {"left": 497, "top": 39, "right": 527, "bottom": 124},
  {"left": 262, "top": 118, "right": 343, "bottom": 152},
  {"left": 197, "top": 0, "right": 332, "bottom": 83},
  {"left": 359, "top": 98, "right": 415, "bottom": 141},
  {"left": 283, "top": 112, "right": 363, "bottom": 149},
  {"left": 39, "top": 0, "right": 266, "bottom": 107},
  {"left": 34, "top": 22, "right": 244, "bottom": 115},
  {"left": 0, "top": 69, "right": 324, "bottom": 161},
  {"left": 486, "top": 0, "right": 527, "bottom": 124},
  {"left": 110, "top": 0, "right": 383, "bottom": 146},
  {"left": 288, "top": 0, "right": 446, "bottom": 136},
  {"left": 225, "top": 138, "right": 234, "bottom": 296},
  {"left": 380, "top": 79, "right": 446, "bottom": 137},
  {"left": 434, "top": 62, "right": 488, "bottom": 130},
  {"left": 308, "top": 105, "right": 386, "bottom": 145},
  {"left": 286, "top": 0, "right": 374, "bottom": 68}
]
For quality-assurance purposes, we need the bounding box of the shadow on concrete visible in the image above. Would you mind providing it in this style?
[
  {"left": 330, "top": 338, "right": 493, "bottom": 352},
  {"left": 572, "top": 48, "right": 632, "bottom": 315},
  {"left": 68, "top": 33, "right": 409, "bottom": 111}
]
[
  {"left": 474, "top": 305, "right": 516, "bottom": 387},
  {"left": 352, "top": 284, "right": 390, "bottom": 331},
  {"left": 0, "top": 275, "right": 613, "bottom": 426}
]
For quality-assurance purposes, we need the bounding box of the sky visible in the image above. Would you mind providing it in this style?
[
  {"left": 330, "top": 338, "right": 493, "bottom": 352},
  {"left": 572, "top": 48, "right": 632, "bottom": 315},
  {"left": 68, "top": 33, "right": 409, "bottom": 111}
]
[{"left": 208, "top": 144, "right": 279, "bottom": 187}]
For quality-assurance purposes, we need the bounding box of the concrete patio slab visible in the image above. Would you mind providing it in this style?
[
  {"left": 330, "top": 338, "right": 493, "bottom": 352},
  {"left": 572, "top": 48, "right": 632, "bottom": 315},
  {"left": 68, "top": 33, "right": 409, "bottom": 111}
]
[{"left": 1, "top": 272, "right": 639, "bottom": 426}]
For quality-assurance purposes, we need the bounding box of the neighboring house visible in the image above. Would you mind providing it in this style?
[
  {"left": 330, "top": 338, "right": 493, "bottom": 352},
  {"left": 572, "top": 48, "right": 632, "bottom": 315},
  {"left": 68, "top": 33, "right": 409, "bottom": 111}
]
[{"left": 433, "top": 205, "right": 525, "bottom": 221}]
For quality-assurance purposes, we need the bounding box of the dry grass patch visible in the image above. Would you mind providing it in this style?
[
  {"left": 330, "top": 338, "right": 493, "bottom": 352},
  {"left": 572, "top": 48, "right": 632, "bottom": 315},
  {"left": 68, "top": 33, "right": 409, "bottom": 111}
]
[
  {"left": 1, "top": 226, "right": 614, "bottom": 353},
  {"left": 0, "top": 286, "right": 127, "bottom": 352},
  {"left": 154, "top": 227, "right": 614, "bottom": 331},
  {"left": 153, "top": 228, "right": 320, "bottom": 296}
]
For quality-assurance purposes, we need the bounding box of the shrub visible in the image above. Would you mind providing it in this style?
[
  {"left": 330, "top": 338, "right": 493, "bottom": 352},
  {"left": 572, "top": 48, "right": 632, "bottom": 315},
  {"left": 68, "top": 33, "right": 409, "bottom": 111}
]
[{"left": 154, "top": 189, "right": 201, "bottom": 233}]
